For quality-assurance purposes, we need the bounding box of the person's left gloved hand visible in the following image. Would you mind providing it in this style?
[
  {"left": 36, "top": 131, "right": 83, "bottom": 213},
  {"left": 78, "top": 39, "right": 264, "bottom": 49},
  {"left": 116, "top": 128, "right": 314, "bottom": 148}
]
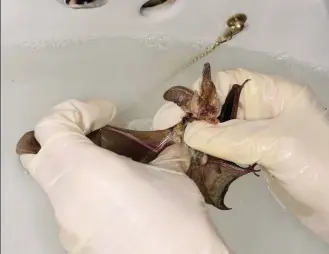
[{"left": 19, "top": 99, "right": 230, "bottom": 254}]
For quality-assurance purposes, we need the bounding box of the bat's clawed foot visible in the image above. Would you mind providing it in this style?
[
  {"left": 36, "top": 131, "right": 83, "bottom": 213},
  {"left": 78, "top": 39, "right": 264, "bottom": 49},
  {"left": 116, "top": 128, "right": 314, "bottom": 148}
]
[
  {"left": 241, "top": 78, "right": 251, "bottom": 87},
  {"left": 247, "top": 163, "right": 261, "bottom": 177}
]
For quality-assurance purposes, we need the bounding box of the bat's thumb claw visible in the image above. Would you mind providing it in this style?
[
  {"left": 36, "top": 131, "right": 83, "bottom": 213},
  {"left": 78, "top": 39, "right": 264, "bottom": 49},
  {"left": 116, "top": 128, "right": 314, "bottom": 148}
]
[{"left": 217, "top": 203, "right": 232, "bottom": 211}]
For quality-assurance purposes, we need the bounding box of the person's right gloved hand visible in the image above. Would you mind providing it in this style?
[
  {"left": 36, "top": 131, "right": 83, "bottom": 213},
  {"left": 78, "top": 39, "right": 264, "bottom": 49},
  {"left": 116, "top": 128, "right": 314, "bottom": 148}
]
[
  {"left": 154, "top": 68, "right": 329, "bottom": 244},
  {"left": 183, "top": 68, "right": 329, "bottom": 243}
]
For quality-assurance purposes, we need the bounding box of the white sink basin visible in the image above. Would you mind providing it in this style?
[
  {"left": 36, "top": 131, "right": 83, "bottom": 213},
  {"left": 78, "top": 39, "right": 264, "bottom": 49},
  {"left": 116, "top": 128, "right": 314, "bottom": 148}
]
[
  {"left": 2, "top": 0, "right": 329, "bottom": 253},
  {"left": 2, "top": 38, "right": 329, "bottom": 254}
]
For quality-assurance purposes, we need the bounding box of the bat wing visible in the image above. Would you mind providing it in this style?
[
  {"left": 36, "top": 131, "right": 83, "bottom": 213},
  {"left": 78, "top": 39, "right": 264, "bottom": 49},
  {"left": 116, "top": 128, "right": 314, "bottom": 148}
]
[
  {"left": 186, "top": 159, "right": 216, "bottom": 206},
  {"left": 203, "top": 156, "right": 258, "bottom": 210},
  {"left": 187, "top": 155, "right": 258, "bottom": 210},
  {"left": 99, "top": 125, "right": 175, "bottom": 163},
  {"left": 218, "top": 79, "right": 250, "bottom": 122},
  {"left": 16, "top": 129, "right": 104, "bottom": 155},
  {"left": 16, "top": 124, "right": 177, "bottom": 165},
  {"left": 16, "top": 131, "right": 41, "bottom": 155}
]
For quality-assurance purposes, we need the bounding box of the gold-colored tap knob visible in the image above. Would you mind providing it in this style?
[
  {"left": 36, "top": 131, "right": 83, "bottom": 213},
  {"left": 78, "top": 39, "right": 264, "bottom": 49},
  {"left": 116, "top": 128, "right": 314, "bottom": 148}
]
[{"left": 226, "top": 13, "right": 248, "bottom": 35}]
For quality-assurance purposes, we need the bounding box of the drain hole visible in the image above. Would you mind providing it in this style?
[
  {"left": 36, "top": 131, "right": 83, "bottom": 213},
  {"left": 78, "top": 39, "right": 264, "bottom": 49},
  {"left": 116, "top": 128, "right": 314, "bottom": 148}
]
[
  {"left": 63, "top": 0, "right": 107, "bottom": 9},
  {"left": 140, "top": 0, "right": 176, "bottom": 16}
]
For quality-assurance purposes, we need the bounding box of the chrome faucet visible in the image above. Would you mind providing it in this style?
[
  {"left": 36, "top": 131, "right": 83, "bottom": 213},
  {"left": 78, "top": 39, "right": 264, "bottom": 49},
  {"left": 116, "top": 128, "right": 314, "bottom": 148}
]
[{"left": 64, "top": 0, "right": 107, "bottom": 9}]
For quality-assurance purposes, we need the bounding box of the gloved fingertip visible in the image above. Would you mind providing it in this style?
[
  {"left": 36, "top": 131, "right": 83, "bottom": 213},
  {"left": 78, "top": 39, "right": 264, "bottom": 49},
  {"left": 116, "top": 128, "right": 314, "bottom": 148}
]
[
  {"left": 184, "top": 121, "right": 214, "bottom": 141},
  {"left": 153, "top": 102, "right": 185, "bottom": 130},
  {"left": 82, "top": 99, "right": 117, "bottom": 132},
  {"left": 86, "top": 99, "right": 117, "bottom": 122},
  {"left": 184, "top": 119, "right": 274, "bottom": 165},
  {"left": 183, "top": 121, "right": 220, "bottom": 153},
  {"left": 19, "top": 154, "right": 36, "bottom": 173}
]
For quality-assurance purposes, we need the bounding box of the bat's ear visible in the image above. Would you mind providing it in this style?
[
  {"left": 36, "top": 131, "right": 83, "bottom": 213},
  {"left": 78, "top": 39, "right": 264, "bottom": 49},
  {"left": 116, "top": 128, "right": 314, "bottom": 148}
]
[
  {"left": 206, "top": 83, "right": 220, "bottom": 109},
  {"left": 202, "top": 63, "right": 211, "bottom": 81},
  {"left": 200, "top": 63, "right": 220, "bottom": 111},
  {"left": 200, "top": 62, "right": 212, "bottom": 95},
  {"left": 163, "top": 86, "right": 194, "bottom": 108}
]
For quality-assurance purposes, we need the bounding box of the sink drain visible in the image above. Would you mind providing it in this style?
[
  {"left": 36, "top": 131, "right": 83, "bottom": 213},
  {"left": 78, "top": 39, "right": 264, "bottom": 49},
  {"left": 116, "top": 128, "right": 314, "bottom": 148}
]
[
  {"left": 57, "top": 0, "right": 107, "bottom": 9},
  {"left": 140, "top": 0, "right": 176, "bottom": 16}
]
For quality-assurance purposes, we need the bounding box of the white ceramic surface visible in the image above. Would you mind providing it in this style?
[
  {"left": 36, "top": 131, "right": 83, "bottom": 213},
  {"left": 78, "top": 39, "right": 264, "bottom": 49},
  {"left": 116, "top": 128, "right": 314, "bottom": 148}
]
[
  {"left": 1, "top": 0, "right": 329, "bottom": 253},
  {"left": 2, "top": 0, "right": 329, "bottom": 68}
]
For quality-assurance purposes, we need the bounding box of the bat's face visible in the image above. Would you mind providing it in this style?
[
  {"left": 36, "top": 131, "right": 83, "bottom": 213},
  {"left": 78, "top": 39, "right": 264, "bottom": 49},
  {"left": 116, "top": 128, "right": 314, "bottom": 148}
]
[{"left": 190, "top": 94, "right": 220, "bottom": 124}]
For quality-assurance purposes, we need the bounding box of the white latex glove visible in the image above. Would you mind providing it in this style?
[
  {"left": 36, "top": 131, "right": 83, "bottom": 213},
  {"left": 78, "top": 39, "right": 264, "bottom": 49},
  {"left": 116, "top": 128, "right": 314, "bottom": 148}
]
[
  {"left": 153, "top": 68, "right": 329, "bottom": 244},
  {"left": 20, "top": 99, "right": 230, "bottom": 254}
]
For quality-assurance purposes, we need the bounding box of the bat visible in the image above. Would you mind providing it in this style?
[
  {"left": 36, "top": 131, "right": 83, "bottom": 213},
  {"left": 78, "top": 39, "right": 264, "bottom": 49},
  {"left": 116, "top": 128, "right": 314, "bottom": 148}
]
[
  {"left": 16, "top": 62, "right": 259, "bottom": 210},
  {"left": 164, "top": 63, "right": 259, "bottom": 210}
]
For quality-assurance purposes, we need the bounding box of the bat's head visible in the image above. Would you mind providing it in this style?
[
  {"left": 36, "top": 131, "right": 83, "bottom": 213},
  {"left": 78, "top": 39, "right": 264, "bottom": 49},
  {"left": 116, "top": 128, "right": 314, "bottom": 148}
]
[{"left": 163, "top": 62, "right": 220, "bottom": 124}]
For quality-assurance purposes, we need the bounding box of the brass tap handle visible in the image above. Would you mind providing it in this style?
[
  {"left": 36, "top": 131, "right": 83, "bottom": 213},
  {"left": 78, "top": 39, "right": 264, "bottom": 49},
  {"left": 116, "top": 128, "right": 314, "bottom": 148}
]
[
  {"left": 227, "top": 13, "right": 247, "bottom": 35},
  {"left": 220, "top": 13, "right": 248, "bottom": 42}
]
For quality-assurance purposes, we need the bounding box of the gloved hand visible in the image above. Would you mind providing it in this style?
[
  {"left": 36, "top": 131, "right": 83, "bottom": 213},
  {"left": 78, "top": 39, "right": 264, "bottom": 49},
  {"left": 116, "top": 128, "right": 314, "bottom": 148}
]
[
  {"left": 19, "top": 99, "right": 230, "bottom": 254},
  {"left": 153, "top": 68, "right": 329, "bottom": 244}
]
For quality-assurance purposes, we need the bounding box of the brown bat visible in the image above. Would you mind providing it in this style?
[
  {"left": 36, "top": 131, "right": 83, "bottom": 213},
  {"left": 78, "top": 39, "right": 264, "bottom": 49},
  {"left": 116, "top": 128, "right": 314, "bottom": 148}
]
[
  {"left": 163, "top": 63, "right": 257, "bottom": 210},
  {"left": 16, "top": 62, "right": 259, "bottom": 210}
]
